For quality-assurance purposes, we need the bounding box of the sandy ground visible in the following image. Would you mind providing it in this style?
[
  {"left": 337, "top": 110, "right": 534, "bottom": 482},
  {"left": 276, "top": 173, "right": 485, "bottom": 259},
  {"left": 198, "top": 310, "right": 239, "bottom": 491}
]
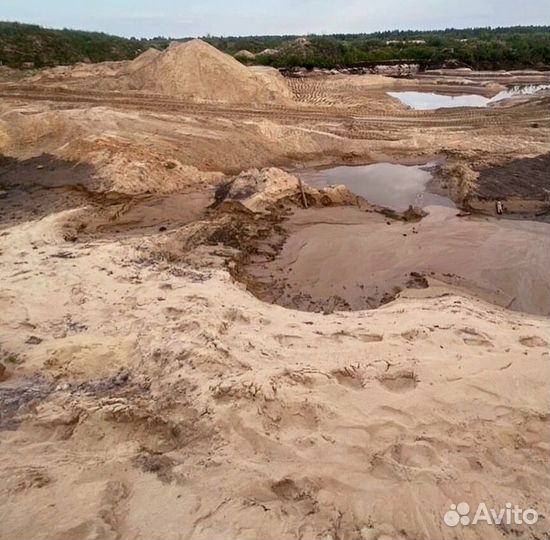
[
  {"left": 0, "top": 74, "right": 547, "bottom": 212},
  {"left": 1, "top": 201, "right": 549, "bottom": 540},
  {"left": 0, "top": 52, "right": 549, "bottom": 540}
]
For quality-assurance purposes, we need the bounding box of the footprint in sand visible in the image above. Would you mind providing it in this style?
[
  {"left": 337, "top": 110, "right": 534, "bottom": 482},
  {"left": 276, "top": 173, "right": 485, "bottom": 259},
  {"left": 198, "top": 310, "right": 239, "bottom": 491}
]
[
  {"left": 519, "top": 336, "right": 548, "bottom": 348},
  {"left": 457, "top": 327, "right": 494, "bottom": 347},
  {"left": 355, "top": 333, "right": 384, "bottom": 343},
  {"left": 388, "top": 441, "right": 443, "bottom": 469},
  {"left": 329, "top": 331, "right": 383, "bottom": 343},
  {"left": 331, "top": 365, "right": 365, "bottom": 389},
  {"left": 400, "top": 329, "right": 427, "bottom": 342},
  {"left": 375, "top": 405, "right": 414, "bottom": 424},
  {"left": 270, "top": 477, "right": 316, "bottom": 502},
  {"left": 3, "top": 466, "right": 52, "bottom": 495},
  {"left": 378, "top": 370, "right": 418, "bottom": 393},
  {"left": 273, "top": 334, "right": 302, "bottom": 346}
]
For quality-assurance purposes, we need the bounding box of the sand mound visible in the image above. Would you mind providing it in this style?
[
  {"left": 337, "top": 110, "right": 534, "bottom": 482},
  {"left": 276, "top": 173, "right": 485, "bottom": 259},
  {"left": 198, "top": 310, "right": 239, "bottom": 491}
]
[
  {"left": 222, "top": 167, "right": 361, "bottom": 213},
  {"left": 248, "top": 65, "right": 294, "bottom": 101},
  {"left": 126, "top": 39, "right": 292, "bottom": 104},
  {"left": 126, "top": 47, "right": 162, "bottom": 73},
  {"left": 28, "top": 60, "right": 127, "bottom": 84},
  {"left": 234, "top": 49, "right": 256, "bottom": 61}
]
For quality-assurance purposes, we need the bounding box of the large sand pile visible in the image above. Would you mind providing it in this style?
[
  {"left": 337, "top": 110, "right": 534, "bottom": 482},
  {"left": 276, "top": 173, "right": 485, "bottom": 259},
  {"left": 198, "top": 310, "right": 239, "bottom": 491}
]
[
  {"left": 21, "top": 41, "right": 293, "bottom": 105},
  {"left": 126, "top": 39, "right": 292, "bottom": 104}
]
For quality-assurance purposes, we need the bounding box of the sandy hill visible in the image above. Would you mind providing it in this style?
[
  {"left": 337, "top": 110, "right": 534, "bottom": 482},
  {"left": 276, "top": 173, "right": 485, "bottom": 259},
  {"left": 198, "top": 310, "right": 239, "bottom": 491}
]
[
  {"left": 125, "top": 47, "right": 162, "bottom": 73},
  {"left": 247, "top": 65, "right": 294, "bottom": 100},
  {"left": 126, "top": 39, "right": 293, "bottom": 104},
  {"left": 25, "top": 40, "right": 293, "bottom": 105}
]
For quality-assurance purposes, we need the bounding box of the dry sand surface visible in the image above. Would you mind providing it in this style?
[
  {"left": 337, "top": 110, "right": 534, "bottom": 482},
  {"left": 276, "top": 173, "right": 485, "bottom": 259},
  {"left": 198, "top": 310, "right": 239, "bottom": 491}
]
[{"left": 0, "top": 51, "right": 549, "bottom": 540}]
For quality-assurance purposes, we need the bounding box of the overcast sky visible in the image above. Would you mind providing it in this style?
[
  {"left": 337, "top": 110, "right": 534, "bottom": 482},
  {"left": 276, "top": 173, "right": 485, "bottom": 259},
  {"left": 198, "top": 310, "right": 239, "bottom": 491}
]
[{"left": 2, "top": 0, "right": 549, "bottom": 38}]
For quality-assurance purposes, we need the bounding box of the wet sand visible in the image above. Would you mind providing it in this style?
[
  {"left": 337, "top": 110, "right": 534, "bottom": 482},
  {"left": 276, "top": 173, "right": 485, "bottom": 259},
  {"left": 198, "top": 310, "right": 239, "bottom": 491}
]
[{"left": 247, "top": 206, "right": 549, "bottom": 315}]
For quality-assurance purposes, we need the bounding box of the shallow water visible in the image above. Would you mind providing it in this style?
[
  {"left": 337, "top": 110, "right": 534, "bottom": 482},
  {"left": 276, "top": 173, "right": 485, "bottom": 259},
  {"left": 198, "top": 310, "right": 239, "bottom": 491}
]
[
  {"left": 299, "top": 162, "right": 455, "bottom": 211},
  {"left": 388, "top": 84, "right": 550, "bottom": 110},
  {"left": 490, "top": 84, "right": 550, "bottom": 102}
]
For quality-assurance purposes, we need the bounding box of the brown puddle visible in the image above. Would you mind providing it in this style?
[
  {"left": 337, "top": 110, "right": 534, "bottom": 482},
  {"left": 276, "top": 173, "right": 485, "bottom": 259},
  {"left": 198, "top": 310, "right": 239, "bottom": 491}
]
[{"left": 243, "top": 205, "right": 549, "bottom": 316}]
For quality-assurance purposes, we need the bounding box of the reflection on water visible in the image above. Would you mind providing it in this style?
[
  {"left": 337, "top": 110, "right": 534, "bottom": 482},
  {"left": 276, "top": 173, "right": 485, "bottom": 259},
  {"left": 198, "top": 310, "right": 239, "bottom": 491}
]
[
  {"left": 388, "top": 84, "right": 550, "bottom": 110},
  {"left": 491, "top": 84, "right": 550, "bottom": 102},
  {"left": 299, "top": 162, "right": 455, "bottom": 212}
]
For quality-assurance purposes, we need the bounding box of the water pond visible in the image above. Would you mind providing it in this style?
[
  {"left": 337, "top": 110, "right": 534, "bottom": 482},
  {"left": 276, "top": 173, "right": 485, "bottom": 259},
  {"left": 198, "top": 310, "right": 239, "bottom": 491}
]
[
  {"left": 298, "top": 162, "right": 455, "bottom": 212},
  {"left": 388, "top": 84, "right": 549, "bottom": 110}
]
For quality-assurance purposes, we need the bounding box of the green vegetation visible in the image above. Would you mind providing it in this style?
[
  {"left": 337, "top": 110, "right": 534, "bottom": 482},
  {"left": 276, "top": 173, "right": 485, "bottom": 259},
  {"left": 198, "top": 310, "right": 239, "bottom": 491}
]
[
  {"left": 1, "top": 21, "right": 548, "bottom": 71},
  {"left": 209, "top": 27, "right": 550, "bottom": 70},
  {"left": 0, "top": 21, "right": 145, "bottom": 68},
  {"left": 1, "top": 352, "right": 19, "bottom": 364}
]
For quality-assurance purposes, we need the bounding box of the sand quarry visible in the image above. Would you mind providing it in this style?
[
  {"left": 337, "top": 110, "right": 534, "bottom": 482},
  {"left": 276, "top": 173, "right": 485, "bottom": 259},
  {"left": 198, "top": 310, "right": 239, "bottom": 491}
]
[{"left": 0, "top": 40, "right": 549, "bottom": 540}]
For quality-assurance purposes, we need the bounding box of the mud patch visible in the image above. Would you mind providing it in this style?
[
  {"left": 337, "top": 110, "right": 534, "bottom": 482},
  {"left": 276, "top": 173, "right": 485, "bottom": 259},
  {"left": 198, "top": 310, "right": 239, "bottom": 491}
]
[
  {"left": 133, "top": 452, "right": 177, "bottom": 484},
  {"left": 0, "top": 154, "right": 97, "bottom": 228},
  {"left": 0, "top": 153, "right": 214, "bottom": 237},
  {"left": 241, "top": 202, "right": 549, "bottom": 316},
  {"left": 0, "top": 378, "right": 55, "bottom": 430},
  {"left": 468, "top": 153, "right": 550, "bottom": 216}
]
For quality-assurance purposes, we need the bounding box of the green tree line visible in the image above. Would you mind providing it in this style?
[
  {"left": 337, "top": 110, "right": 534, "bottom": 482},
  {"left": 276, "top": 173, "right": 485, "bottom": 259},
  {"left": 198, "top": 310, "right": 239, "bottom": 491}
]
[{"left": 1, "top": 21, "right": 548, "bottom": 71}]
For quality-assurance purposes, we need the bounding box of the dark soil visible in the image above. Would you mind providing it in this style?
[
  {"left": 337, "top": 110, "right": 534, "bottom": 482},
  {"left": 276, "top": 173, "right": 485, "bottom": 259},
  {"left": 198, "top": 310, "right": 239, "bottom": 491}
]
[{"left": 472, "top": 153, "right": 550, "bottom": 201}]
